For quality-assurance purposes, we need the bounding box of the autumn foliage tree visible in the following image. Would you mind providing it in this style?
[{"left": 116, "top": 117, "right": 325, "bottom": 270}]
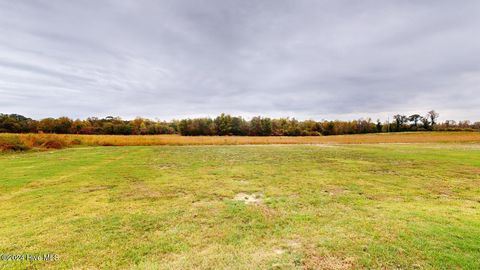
[{"left": 1, "top": 110, "right": 478, "bottom": 136}]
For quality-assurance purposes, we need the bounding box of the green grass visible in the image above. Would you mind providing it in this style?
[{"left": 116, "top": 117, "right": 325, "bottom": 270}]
[{"left": 0, "top": 144, "right": 479, "bottom": 269}]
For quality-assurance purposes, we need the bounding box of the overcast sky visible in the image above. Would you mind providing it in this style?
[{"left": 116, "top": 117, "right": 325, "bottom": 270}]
[{"left": 0, "top": 0, "right": 479, "bottom": 121}]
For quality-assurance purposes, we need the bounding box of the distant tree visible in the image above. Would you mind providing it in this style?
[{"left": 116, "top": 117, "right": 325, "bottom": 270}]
[
  {"left": 286, "top": 118, "right": 301, "bottom": 136},
  {"left": 260, "top": 117, "right": 272, "bottom": 136},
  {"left": 114, "top": 122, "right": 133, "bottom": 135},
  {"left": 214, "top": 113, "right": 232, "bottom": 135},
  {"left": 51, "top": 117, "right": 73, "bottom": 134},
  {"left": 249, "top": 116, "right": 272, "bottom": 136},
  {"left": 393, "top": 114, "right": 408, "bottom": 131},
  {"left": 70, "top": 119, "right": 84, "bottom": 134},
  {"left": 194, "top": 118, "right": 215, "bottom": 135},
  {"left": 38, "top": 118, "right": 56, "bottom": 133},
  {"left": 445, "top": 120, "right": 456, "bottom": 128},
  {"left": 4, "top": 110, "right": 474, "bottom": 136},
  {"left": 300, "top": 120, "right": 322, "bottom": 136},
  {"left": 409, "top": 114, "right": 421, "bottom": 128},
  {"left": 376, "top": 119, "right": 383, "bottom": 132},
  {"left": 131, "top": 117, "right": 146, "bottom": 135},
  {"left": 458, "top": 120, "right": 471, "bottom": 129},
  {"left": 0, "top": 114, "right": 21, "bottom": 133},
  {"left": 272, "top": 118, "right": 289, "bottom": 136},
  {"left": 420, "top": 116, "right": 430, "bottom": 130},
  {"left": 178, "top": 119, "right": 191, "bottom": 135},
  {"left": 249, "top": 117, "right": 262, "bottom": 136},
  {"left": 231, "top": 116, "right": 248, "bottom": 135},
  {"left": 356, "top": 118, "right": 375, "bottom": 134},
  {"left": 0, "top": 114, "right": 36, "bottom": 133},
  {"left": 321, "top": 121, "right": 335, "bottom": 136},
  {"left": 427, "top": 110, "right": 439, "bottom": 126}
]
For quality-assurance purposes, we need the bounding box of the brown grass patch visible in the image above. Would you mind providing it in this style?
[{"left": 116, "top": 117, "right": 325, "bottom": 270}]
[
  {"left": 323, "top": 187, "right": 349, "bottom": 196},
  {"left": 42, "top": 140, "right": 64, "bottom": 149},
  {"left": 302, "top": 254, "right": 354, "bottom": 270},
  {"left": 80, "top": 185, "right": 116, "bottom": 193},
  {"left": 0, "top": 136, "right": 30, "bottom": 151},
  {"left": 125, "top": 182, "right": 163, "bottom": 200},
  {"left": 1, "top": 132, "right": 479, "bottom": 150}
]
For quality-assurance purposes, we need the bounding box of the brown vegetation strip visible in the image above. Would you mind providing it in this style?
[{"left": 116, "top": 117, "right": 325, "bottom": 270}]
[{"left": 1, "top": 132, "right": 480, "bottom": 150}]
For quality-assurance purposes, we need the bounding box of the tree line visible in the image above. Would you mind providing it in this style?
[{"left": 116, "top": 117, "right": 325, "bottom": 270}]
[{"left": 0, "top": 111, "right": 478, "bottom": 136}]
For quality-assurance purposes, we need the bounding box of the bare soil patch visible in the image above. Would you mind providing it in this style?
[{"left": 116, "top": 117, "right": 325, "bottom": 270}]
[
  {"left": 233, "top": 193, "right": 264, "bottom": 204},
  {"left": 303, "top": 255, "right": 354, "bottom": 270},
  {"left": 80, "top": 185, "right": 116, "bottom": 193}
]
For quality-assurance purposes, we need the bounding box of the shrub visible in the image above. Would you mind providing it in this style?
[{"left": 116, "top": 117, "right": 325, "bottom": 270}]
[
  {"left": 100, "top": 142, "right": 115, "bottom": 146},
  {"left": 70, "top": 138, "right": 82, "bottom": 145},
  {"left": 41, "top": 140, "right": 64, "bottom": 149},
  {"left": 23, "top": 134, "right": 46, "bottom": 148},
  {"left": 0, "top": 137, "right": 30, "bottom": 151}
]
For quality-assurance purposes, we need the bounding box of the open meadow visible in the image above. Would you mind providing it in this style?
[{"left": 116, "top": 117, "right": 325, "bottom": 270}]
[{"left": 0, "top": 133, "right": 479, "bottom": 269}]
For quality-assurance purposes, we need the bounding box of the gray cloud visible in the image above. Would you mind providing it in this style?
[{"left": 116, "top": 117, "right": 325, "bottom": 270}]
[{"left": 0, "top": 0, "right": 479, "bottom": 121}]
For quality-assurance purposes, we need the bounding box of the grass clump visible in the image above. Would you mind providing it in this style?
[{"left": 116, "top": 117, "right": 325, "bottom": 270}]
[
  {"left": 41, "top": 140, "right": 64, "bottom": 149},
  {"left": 0, "top": 136, "right": 30, "bottom": 151}
]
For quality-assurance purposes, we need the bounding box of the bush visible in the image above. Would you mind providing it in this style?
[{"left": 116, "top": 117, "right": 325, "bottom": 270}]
[
  {"left": 0, "top": 137, "right": 30, "bottom": 151},
  {"left": 41, "top": 140, "right": 64, "bottom": 149},
  {"left": 100, "top": 142, "right": 115, "bottom": 146},
  {"left": 70, "top": 138, "right": 82, "bottom": 145},
  {"left": 23, "top": 134, "right": 46, "bottom": 148}
]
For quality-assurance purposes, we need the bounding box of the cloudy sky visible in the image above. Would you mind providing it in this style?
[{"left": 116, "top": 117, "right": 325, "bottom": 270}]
[{"left": 0, "top": 0, "right": 479, "bottom": 121}]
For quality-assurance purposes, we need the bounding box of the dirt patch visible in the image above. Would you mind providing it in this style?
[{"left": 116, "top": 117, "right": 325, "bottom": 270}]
[
  {"left": 233, "top": 193, "right": 263, "bottom": 204},
  {"left": 236, "top": 179, "right": 249, "bottom": 185},
  {"left": 286, "top": 239, "right": 302, "bottom": 249},
  {"left": 428, "top": 184, "right": 454, "bottom": 199},
  {"left": 272, "top": 240, "right": 302, "bottom": 257},
  {"left": 192, "top": 200, "right": 217, "bottom": 208},
  {"left": 303, "top": 255, "right": 354, "bottom": 270},
  {"left": 127, "top": 183, "right": 163, "bottom": 200},
  {"left": 468, "top": 167, "right": 480, "bottom": 174},
  {"left": 323, "top": 187, "right": 348, "bottom": 196},
  {"left": 80, "top": 185, "right": 116, "bottom": 193}
]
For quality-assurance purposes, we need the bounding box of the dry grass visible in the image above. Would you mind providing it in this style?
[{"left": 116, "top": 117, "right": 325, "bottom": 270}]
[{"left": 1, "top": 132, "right": 480, "bottom": 150}]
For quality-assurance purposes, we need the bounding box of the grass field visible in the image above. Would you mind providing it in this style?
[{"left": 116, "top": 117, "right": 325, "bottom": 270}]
[{"left": 1, "top": 140, "right": 479, "bottom": 269}]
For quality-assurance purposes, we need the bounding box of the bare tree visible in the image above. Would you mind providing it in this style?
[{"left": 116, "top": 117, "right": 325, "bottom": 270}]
[
  {"left": 420, "top": 116, "right": 430, "bottom": 129},
  {"left": 427, "top": 110, "right": 439, "bottom": 126}
]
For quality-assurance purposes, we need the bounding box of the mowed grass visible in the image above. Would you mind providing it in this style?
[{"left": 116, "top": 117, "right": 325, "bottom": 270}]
[{"left": 0, "top": 144, "right": 479, "bottom": 269}]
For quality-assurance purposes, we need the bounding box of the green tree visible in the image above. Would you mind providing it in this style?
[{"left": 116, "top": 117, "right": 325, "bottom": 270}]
[
  {"left": 214, "top": 113, "right": 232, "bottom": 135},
  {"left": 393, "top": 114, "right": 408, "bottom": 131},
  {"left": 409, "top": 114, "right": 421, "bottom": 128}
]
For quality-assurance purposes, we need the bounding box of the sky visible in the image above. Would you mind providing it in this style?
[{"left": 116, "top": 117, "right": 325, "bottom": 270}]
[{"left": 0, "top": 0, "right": 479, "bottom": 121}]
